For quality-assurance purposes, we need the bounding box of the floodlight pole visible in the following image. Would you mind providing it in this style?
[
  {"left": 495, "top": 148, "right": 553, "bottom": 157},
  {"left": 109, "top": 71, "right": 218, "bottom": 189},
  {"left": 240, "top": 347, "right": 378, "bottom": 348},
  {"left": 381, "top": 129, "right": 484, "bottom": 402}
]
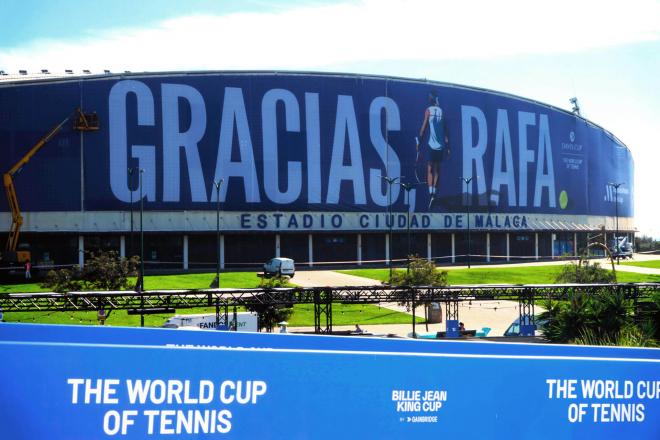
[
  {"left": 137, "top": 169, "right": 145, "bottom": 327},
  {"left": 460, "top": 177, "right": 474, "bottom": 269},
  {"left": 211, "top": 179, "right": 224, "bottom": 288},
  {"left": 136, "top": 168, "right": 144, "bottom": 293},
  {"left": 128, "top": 167, "right": 136, "bottom": 258},
  {"left": 381, "top": 176, "right": 399, "bottom": 281},
  {"left": 609, "top": 182, "right": 624, "bottom": 265},
  {"left": 399, "top": 182, "right": 417, "bottom": 273}
]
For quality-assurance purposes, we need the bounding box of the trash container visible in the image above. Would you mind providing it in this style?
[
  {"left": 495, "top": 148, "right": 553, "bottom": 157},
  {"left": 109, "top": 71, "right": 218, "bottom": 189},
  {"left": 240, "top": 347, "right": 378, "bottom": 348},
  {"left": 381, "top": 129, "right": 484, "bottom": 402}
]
[{"left": 426, "top": 302, "right": 443, "bottom": 323}]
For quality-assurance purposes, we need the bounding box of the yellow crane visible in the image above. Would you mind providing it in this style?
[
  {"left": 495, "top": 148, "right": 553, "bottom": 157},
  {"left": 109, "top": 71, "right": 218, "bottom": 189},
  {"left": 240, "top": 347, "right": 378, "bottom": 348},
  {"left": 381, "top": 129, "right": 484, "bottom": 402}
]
[{"left": 2, "top": 108, "right": 99, "bottom": 265}]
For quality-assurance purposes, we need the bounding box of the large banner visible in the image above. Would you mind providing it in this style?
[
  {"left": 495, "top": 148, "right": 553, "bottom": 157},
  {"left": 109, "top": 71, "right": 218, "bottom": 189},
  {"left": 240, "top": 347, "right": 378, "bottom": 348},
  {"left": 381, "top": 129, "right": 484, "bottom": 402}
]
[
  {"left": 1, "top": 324, "right": 658, "bottom": 439},
  {"left": 0, "top": 73, "right": 634, "bottom": 219}
]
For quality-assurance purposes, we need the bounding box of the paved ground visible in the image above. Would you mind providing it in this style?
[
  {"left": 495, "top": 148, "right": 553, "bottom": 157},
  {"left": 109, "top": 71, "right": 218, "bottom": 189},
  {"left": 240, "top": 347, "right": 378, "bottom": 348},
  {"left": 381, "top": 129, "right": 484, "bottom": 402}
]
[
  {"left": 292, "top": 270, "right": 382, "bottom": 287},
  {"left": 289, "top": 300, "right": 536, "bottom": 338}
]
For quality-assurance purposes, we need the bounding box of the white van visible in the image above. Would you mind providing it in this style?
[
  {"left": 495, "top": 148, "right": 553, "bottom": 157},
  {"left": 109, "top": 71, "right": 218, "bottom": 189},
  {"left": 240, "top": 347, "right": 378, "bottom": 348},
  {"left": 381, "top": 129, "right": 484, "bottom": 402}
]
[
  {"left": 263, "top": 257, "right": 295, "bottom": 277},
  {"left": 163, "top": 312, "right": 258, "bottom": 332}
]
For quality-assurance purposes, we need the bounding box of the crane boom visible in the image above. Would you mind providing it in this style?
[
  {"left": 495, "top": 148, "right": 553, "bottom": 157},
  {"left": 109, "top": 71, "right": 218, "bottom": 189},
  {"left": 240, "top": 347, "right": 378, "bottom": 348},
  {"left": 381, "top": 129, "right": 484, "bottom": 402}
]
[{"left": 3, "top": 108, "right": 98, "bottom": 263}]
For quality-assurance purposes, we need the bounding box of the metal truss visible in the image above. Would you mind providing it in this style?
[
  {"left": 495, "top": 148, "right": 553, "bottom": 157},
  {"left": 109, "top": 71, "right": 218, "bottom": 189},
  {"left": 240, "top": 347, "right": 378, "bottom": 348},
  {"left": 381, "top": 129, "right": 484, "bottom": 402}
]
[
  {"left": 518, "top": 287, "right": 535, "bottom": 333},
  {"left": 445, "top": 298, "right": 460, "bottom": 322},
  {"left": 1, "top": 284, "right": 658, "bottom": 334},
  {"left": 313, "top": 289, "right": 333, "bottom": 334}
]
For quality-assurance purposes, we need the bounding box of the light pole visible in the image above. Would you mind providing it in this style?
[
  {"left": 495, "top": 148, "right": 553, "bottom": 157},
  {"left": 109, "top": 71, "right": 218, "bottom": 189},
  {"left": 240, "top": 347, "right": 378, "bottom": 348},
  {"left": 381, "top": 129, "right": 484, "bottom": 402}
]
[
  {"left": 460, "top": 177, "right": 473, "bottom": 269},
  {"left": 381, "top": 175, "right": 399, "bottom": 281},
  {"left": 135, "top": 169, "right": 145, "bottom": 293},
  {"left": 608, "top": 182, "right": 624, "bottom": 264},
  {"left": 210, "top": 179, "right": 224, "bottom": 289},
  {"left": 398, "top": 182, "right": 420, "bottom": 273},
  {"left": 128, "top": 167, "right": 136, "bottom": 258}
]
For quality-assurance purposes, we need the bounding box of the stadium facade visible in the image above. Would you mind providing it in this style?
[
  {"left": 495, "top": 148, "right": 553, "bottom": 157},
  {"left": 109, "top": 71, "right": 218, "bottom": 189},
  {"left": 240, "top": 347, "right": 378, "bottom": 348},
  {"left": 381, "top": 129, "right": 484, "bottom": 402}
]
[{"left": 0, "top": 71, "right": 635, "bottom": 270}]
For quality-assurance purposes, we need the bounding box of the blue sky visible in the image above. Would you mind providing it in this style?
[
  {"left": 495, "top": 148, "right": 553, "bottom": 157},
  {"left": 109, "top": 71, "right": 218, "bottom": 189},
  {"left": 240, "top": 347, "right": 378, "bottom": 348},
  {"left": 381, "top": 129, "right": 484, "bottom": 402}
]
[{"left": 1, "top": 0, "right": 659, "bottom": 237}]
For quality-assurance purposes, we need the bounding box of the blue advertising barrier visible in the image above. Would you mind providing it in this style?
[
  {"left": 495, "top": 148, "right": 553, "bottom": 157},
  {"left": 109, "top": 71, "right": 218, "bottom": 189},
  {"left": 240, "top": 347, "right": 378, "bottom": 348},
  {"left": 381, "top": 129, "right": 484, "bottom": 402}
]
[
  {"left": 1, "top": 337, "right": 658, "bottom": 439},
  {"left": 2, "top": 322, "right": 660, "bottom": 360}
]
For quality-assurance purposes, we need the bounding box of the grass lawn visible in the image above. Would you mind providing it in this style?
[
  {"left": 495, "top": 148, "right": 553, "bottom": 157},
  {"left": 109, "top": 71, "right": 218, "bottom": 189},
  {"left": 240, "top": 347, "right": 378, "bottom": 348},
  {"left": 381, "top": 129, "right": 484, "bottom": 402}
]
[
  {"left": 3, "top": 307, "right": 224, "bottom": 327},
  {"left": 615, "top": 272, "right": 660, "bottom": 283},
  {"left": 621, "top": 260, "right": 660, "bottom": 270},
  {"left": 128, "top": 272, "right": 266, "bottom": 290},
  {"left": 340, "top": 266, "right": 566, "bottom": 284},
  {"left": 0, "top": 282, "right": 48, "bottom": 294},
  {"left": 340, "top": 265, "right": 660, "bottom": 285},
  {"left": 288, "top": 303, "right": 423, "bottom": 327},
  {"left": 0, "top": 271, "right": 265, "bottom": 294}
]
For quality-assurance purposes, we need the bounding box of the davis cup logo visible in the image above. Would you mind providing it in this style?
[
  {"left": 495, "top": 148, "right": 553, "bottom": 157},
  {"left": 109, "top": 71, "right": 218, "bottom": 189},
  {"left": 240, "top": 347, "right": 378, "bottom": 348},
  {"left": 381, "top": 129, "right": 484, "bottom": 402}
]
[{"left": 569, "top": 131, "right": 575, "bottom": 142}]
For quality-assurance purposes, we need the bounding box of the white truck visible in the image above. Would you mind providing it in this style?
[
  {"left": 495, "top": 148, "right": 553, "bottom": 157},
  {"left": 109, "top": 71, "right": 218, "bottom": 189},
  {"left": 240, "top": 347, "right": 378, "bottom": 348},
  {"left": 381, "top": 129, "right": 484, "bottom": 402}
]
[{"left": 163, "top": 312, "right": 259, "bottom": 332}]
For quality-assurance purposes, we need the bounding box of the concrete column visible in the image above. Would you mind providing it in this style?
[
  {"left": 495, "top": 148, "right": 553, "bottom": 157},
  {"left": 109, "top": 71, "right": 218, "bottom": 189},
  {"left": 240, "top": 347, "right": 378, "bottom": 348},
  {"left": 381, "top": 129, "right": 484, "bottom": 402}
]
[
  {"left": 220, "top": 235, "right": 225, "bottom": 269},
  {"left": 183, "top": 235, "right": 189, "bottom": 270},
  {"left": 427, "top": 233, "right": 432, "bottom": 262},
  {"left": 486, "top": 233, "right": 491, "bottom": 262},
  {"left": 308, "top": 234, "right": 313, "bottom": 267},
  {"left": 573, "top": 232, "right": 578, "bottom": 257},
  {"left": 78, "top": 236, "right": 84, "bottom": 268},
  {"left": 451, "top": 233, "right": 455, "bottom": 264},
  {"left": 385, "top": 234, "right": 390, "bottom": 265},
  {"left": 275, "top": 234, "right": 281, "bottom": 258},
  {"left": 551, "top": 233, "right": 555, "bottom": 259},
  {"left": 506, "top": 233, "right": 510, "bottom": 262},
  {"left": 80, "top": 131, "right": 85, "bottom": 211},
  {"left": 535, "top": 233, "right": 539, "bottom": 261},
  {"left": 357, "top": 234, "right": 362, "bottom": 266},
  {"left": 120, "top": 236, "right": 126, "bottom": 258}
]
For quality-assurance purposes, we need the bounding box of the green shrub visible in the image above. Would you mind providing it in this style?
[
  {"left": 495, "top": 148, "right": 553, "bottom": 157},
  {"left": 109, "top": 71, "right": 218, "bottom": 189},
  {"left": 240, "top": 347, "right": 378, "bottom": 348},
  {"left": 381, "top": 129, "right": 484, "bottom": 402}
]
[
  {"left": 245, "top": 304, "right": 293, "bottom": 332},
  {"left": 574, "top": 325, "right": 657, "bottom": 347},
  {"left": 554, "top": 260, "right": 615, "bottom": 284},
  {"left": 41, "top": 251, "right": 139, "bottom": 293},
  {"left": 539, "top": 288, "right": 637, "bottom": 344},
  {"left": 250, "top": 275, "right": 294, "bottom": 331},
  {"left": 389, "top": 255, "right": 448, "bottom": 287},
  {"left": 387, "top": 255, "right": 447, "bottom": 313},
  {"left": 259, "top": 275, "right": 292, "bottom": 288}
]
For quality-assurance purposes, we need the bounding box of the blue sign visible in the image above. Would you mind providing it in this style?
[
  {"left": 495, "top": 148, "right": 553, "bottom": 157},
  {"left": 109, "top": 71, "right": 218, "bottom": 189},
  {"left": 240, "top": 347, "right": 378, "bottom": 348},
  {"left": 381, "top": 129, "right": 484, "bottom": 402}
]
[
  {"left": 2, "top": 322, "right": 660, "bottom": 360},
  {"left": 445, "top": 319, "right": 460, "bottom": 338},
  {"left": 0, "top": 72, "right": 633, "bottom": 222},
  {"left": 1, "top": 324, "right": 658, "bottom": 439}
]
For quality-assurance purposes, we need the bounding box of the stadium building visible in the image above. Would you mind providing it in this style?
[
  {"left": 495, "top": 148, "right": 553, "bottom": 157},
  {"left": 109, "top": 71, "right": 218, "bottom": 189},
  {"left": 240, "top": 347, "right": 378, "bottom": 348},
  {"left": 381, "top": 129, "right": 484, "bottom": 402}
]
[{"left": 0, "top": 71, "right": 635, "bottom": 272}]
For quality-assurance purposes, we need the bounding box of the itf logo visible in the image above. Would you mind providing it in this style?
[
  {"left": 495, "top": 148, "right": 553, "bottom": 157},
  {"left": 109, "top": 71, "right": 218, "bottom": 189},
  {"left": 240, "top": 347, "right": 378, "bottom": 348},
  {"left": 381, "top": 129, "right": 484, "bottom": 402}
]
[{"left": 562, "top": 130, "right": 583, "bottom": 153}]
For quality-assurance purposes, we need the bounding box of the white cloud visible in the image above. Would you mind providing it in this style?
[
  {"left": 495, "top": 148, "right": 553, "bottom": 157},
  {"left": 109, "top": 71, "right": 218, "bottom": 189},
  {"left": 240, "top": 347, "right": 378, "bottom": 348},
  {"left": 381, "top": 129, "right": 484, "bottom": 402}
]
[{"left": 1, "top": 0, "right": 659, "bottom": 72}]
